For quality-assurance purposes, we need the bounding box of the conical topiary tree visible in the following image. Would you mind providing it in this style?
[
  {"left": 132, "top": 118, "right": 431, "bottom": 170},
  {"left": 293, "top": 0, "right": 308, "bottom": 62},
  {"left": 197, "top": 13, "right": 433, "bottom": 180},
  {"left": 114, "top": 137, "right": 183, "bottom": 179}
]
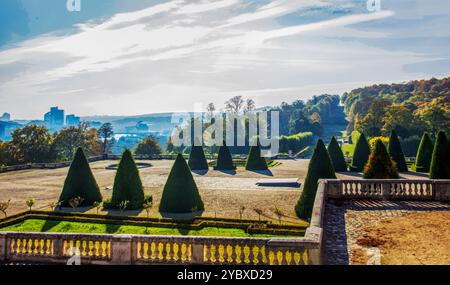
[
  {"left": 363, "top": 139, "right": 399, "bottom": 179},
  {"left": 351, "top": 133, "right": 371, "bottom": 172},
  {"left": 295, "top": 139, "right": 336, "bottom": 221},
  {"left": 215, "top": 141, "right": 235, "bottom": 170},
  {"left": 59, "top": 148, "right": 102, "bottom": 207},
  {"left": 327, "top": 136, "right": 348, "bottom": 172},
  {"left": 429, "top": 131, "right": 450, "bottom": 179},
  {"left": 415, "top": 133, "right": 433, "bottom": 173},
  {"left": 110, "top": 149, "right": 145, "bottom": 210},
  {"left": 245, "top": 142, "right": 268, "bottom": 171},
  {"left": 388, "top": 130, "right": 408, "bottom": 172},
  {"left": 159, "top": 154, "right": 204, "bottom": 213},
  {"left": 188, "top": 141, "right": 209, "bottom": 170}
]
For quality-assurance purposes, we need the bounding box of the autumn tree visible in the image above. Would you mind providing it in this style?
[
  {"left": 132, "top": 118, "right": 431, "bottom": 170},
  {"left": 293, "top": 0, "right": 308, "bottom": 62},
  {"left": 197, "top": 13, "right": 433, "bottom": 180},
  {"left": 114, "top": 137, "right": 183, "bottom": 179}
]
[
  {"left": 135, "top": 137, "right": 162, "bottom": 156},
  {"left": 98, "top": 123, "right": 114, "bottom": 154},
  {"left": 8, "top": 125, "right": 54, "bottom": 164}
]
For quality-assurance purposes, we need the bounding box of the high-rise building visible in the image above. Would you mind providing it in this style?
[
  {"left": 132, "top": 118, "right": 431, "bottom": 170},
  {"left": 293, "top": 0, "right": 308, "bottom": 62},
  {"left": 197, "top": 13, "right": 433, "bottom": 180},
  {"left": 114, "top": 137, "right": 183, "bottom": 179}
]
[
  {"left": 0, "top": 112, "right": 10, "bottom": 121},
  {"left": 44, "top": 107, "right": 65, "bottom": 130},
  {"left": 66, "top": 114, "right": 81, "bottom": 127}
]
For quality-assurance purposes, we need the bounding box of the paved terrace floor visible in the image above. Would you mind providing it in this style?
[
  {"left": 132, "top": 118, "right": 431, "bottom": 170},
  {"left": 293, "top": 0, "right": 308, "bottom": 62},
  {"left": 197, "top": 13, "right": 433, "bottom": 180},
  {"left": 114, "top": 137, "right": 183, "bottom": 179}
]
[{"left": 323, "top": 200, "right": 450, "bottom": 265}]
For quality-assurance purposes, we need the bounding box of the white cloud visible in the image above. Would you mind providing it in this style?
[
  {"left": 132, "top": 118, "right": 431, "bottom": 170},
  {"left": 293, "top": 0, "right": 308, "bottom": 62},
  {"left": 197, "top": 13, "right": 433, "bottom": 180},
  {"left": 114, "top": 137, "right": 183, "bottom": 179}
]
[{"left": 0, "top": 0, "right": 447, "bottom": 119}]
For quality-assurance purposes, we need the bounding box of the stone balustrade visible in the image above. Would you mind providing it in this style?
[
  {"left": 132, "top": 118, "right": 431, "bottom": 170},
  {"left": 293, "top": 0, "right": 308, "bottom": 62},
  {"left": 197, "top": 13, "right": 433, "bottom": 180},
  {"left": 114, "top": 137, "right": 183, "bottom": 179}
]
[
  {"left": 0, "top": 232, "right": 317, "bottom": 265},
  {"left": 323, "top": 179, "right": 450, "bottom": 201}
]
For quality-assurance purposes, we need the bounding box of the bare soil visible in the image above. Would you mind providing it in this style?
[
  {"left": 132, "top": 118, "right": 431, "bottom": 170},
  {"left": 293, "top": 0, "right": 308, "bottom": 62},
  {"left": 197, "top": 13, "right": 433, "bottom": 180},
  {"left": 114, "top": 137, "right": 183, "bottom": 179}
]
[{"left": 354, "top": 211, "right": 450, "bottom": 265}]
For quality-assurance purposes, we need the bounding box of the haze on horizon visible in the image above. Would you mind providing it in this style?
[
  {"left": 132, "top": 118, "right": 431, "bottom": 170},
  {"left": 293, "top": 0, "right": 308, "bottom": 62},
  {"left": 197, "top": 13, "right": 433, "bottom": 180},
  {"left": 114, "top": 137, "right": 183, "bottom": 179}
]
[{"left": 0, "top": 0, "right": 449, "bottom": 120}]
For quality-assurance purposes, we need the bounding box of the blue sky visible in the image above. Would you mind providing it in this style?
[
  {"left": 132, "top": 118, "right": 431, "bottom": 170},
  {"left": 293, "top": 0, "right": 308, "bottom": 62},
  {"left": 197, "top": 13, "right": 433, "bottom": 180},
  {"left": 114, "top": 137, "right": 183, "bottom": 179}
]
[{"left": 0, "top": 0, "right": 449, "bottom": 119}]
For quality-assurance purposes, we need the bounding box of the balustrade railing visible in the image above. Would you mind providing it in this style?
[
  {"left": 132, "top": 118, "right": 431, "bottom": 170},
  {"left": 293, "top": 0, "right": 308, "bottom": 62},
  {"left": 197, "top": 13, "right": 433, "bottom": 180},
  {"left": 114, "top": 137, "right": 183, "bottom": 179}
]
[
  {"left": 324, "top": 179, "right": 450, "bottom": 201},
  {"left": 0, "top": 232, "right": 315, "bottom": 265}
]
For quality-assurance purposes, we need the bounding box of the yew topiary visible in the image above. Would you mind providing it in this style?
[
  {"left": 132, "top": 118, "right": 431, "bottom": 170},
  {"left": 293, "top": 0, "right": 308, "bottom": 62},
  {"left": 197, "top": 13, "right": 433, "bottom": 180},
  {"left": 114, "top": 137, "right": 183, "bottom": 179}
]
[{"left": 327, "top": 136, "right": 348, "bottom": 172}]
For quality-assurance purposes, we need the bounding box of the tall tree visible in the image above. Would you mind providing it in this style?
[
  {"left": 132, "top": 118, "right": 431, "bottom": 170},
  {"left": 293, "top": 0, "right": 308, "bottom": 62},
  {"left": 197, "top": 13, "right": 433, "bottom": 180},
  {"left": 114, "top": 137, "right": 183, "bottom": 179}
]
[
  {"left": 9, "top": 125, "right": 53, "bottom": 164},
  {"left": 53, "top": 123, "right": 101, "bottom": 161},
  {"left": 98, "top": 123, "right": 114, "bottom": 154},
  {"left": 225, "top": 96, "right": 245, "bottom": 113},
  {"left": 244, "top": 99, "right": 256, "bottom": 113},
  {"left": 388, "top": 130, "right": 408, "bottom": 172},
  {"left": 135, "top": 137, "right": 162, "bottom": 156}
]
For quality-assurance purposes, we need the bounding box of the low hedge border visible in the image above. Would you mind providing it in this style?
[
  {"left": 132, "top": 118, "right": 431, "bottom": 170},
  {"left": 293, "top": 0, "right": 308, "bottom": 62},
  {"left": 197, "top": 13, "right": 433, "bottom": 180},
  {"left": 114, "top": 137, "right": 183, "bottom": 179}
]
[{"left": 0, "top": 211, "right": 307, "bottom": 237}]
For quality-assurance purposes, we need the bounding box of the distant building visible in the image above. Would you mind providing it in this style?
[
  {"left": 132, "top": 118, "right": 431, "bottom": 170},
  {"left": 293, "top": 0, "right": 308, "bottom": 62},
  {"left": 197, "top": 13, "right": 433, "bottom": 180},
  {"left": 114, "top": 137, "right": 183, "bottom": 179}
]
[
  {"left": 66, "top": 114, "right": 81, "bottom": 127},
  {"left": 0, "top": 112, "right": 10, "bottom": 121},
  {"left": 0, "top": 121, "right": 21, "bottom": 140},
  {"left": 44, "top": 107, "right": 65, "bottom": 130}
]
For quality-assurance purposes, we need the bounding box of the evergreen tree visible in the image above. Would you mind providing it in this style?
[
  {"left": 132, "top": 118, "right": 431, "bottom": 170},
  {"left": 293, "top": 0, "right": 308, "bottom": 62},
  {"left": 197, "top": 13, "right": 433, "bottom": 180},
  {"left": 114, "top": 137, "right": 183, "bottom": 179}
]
[
  {"left": 327, "top": 136, "right": 348, "bottom": 172},
  {"left": 388, "top": 130, "right": 408, "bottom": 172},
  {"left": 159, "top": 154, "right": 204, "bottom": 213},
  {"left": 429, "top": 131, "right": 450, "bottom": 179},
  {"left": 245, "top": 142, "right": 268, "bottom": 171},
  {"left": 363, "top": 139, "right": 399, "bottom": 179},
  {"left": 188, "top": 141, "right": 209, "bottom": 170},
  {"left": 111, "top": 149, "right": 145, "bottom": 210},
  {"left": 215, "top": 141, "right": 235, "bottom": 170},
  {"left": 351, "top": 133, "right": 371, "bottom": 172},
  {"left": 415, "top": 133, "right": 433, "bottom": 173},
  {"left": 59, "top": 148, "right": 102, "bottom": 207},
  {"left": 295, "top": 139, "right": 336, "bottom": 220}
]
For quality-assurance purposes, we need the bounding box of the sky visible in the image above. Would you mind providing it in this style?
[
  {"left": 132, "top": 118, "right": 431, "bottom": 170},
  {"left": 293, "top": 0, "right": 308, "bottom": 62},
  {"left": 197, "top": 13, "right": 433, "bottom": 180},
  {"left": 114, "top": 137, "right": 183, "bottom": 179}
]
[{"left": 0, "top": 0, "right": 449, "bottom": 120}]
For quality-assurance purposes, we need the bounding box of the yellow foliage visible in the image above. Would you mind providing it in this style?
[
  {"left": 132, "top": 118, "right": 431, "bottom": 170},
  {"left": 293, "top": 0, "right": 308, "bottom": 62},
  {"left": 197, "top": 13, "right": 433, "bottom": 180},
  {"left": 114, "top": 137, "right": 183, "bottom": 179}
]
[{"left": 369, "top": 136, "right": 389, "bottom": 151}]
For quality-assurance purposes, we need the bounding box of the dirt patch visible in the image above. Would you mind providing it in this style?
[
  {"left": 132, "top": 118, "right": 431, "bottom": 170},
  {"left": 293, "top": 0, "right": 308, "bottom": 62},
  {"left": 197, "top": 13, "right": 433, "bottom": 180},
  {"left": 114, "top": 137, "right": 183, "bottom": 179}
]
[{"left": 354, "top": 211, "right": 450, "bottom": 265}]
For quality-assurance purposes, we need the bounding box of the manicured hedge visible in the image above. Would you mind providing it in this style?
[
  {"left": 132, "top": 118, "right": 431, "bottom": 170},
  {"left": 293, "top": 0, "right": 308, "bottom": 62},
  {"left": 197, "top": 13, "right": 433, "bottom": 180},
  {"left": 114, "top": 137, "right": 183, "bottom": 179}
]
[
  {"left": 279, "top": 132, "right": 313, "bottom": 154},
  {"left": 388, "top": 130, "right": 408, "bottom": 172},
  {"left": 110, "top": 149, "right": 145, "bottom": 210},
  {"left": 327, "top": 136, "right": 348, "bottom": 172},
  {"left": 351, "top": 133, "right": 371, "bottom": 172},
  {"left": 430, "top": 131, "right": 450, "bottom": 179},
  {"left": 295, "top": 139, "right": 336, "bottom": 221},
  {"left": 415, "top": 133, "right": 433, "bottom": 173},
  {"left": 363, "top": 139, "right": 399, "bottom": 179},
  {"left": 245, "top": 144, "right": 268, "bottom": 171},
  {"left": 215, "top": 141, "right": 235, "bottom": 170},
  {"left": 58, "top": 148, "right": 102, "bottom": 207},
  {"left": 188, "top": 145, "right": 209, "bottom": 170},
  {"left": 159, "top": 154, "right": 204, "bottom": 213}
]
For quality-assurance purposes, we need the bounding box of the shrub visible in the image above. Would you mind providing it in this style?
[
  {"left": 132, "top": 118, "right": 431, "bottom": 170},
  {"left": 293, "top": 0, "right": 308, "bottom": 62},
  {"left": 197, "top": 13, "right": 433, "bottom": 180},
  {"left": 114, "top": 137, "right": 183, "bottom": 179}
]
[
  {"left": 245, "top": 144, "right": 268, "bottom": 171},
  {"left": 368, "top": 136, "right": 389, "bottom": 151},
  {"left": 327, "top": 136, "right": 348, "bottom": 172},
  {"left": 351, "top": 133, "right": 371, "bottom": 172},
  {"left": 388, "top": 130, "right": 408, "bottom": 172},
  {"left": 188, "top": 144, "right": 209, "bottom": 171},
  {"left": 110, "top": 149, "right": 145, "bottom": 210},
  {"left": 415, "top": 133, "right": 433, "bottom": 172},
  {"left": 159, "top": 154, "right": 204, "bottom": 213},
  {"left": 279, "top": 132, "right": 313, "bottom": 154},
  {"left": 295, "top": 139, "right": 336, "bottom": 220},
  {"left": 363, "top": 139, "right": 399, "bottom": 179},
  {"left": 215, "top": 141, "right": 235, "bottom": 170},
  {"left": 59, "top": 148, "right": 102, "bottom": 207},
  {"left": 429, "top": 131, "right": 450, "bottom": 179}
]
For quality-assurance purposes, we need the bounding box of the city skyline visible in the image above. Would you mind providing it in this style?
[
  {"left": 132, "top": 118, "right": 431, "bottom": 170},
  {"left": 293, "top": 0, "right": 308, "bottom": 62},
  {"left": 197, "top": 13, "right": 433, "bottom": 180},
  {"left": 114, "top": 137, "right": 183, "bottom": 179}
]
[{"left": 1, "top": 0, "right": 450, "bottom": 119}]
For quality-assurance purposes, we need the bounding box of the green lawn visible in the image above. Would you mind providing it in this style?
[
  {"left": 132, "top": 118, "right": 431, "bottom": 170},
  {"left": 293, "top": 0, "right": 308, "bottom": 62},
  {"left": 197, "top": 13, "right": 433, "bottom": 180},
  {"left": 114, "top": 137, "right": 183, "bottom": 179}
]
[{"left": 0, "top": 219, "right": 296, "bottom": 238}]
